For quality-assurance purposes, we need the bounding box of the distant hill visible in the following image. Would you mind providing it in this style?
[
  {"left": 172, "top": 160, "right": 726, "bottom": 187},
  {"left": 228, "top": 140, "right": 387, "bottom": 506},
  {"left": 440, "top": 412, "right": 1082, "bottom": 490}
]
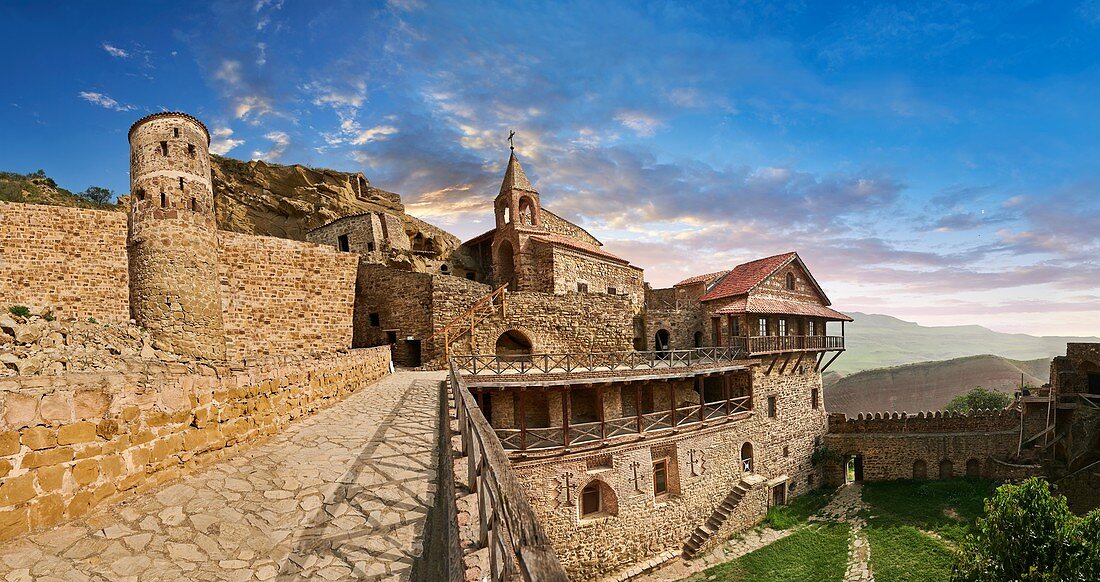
[
  {"left": 823, "top": 354, "right": 1050, "bottom": 416},
  {"left": 830, "top": 312, "right": 1098, "bottom": 375},
  {"left": 0, "top": 170, "right": 119, "bottom": 210}
]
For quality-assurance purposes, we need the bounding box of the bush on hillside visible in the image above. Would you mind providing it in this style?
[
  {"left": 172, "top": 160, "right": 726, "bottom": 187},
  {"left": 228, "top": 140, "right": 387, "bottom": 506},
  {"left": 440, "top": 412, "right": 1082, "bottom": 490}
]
[
  {"left": 945, "top": 387, "right": 1011, "bottom": 413},
  {"left": 78, "top": 185, "right": 114, "bottom": 205}
]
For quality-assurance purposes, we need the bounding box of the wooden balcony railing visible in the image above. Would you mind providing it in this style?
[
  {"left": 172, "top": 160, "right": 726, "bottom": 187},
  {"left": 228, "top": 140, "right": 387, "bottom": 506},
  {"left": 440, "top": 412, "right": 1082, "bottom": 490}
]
[
  {"left": 493, "top": 396, "right": 752, "bottom": 452},
  {"left": 730, "top": 335, "right": 844, "bottom": 355},
  {"left": 454, "top": 347, "right": 746, "bottom": 376},
  {"left": 450, "top": 362, "right": 568, "bottom": 581}
]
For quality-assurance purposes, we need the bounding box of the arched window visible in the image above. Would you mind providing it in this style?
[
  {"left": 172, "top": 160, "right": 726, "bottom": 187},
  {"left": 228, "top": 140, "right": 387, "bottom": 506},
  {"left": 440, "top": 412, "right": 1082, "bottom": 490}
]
[
  {"left": 741, "top": 442, "right": 754, "bottom": 472},
  {"left": 579, "top": 479, "right": 616, "bottom": 518},
  {"left": 518, "top": 196, "right": 536, "bottom": 225},
  {"left": 785, "top": 272, "right": 795, "bottom": 290},
  {"left": 966, "top": 458, "right": 981, "bottom": 478},
  {"left": 939, "top": 459, "right": 953, "bottom": 479},
  {"left": 913, "top": 460, "right": 927, "bottom": 480}
]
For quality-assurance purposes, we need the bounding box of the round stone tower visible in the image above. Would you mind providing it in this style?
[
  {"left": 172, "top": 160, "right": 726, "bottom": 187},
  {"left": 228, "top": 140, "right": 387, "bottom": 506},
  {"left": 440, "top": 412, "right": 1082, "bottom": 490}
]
[{"left": 127, "top": 112, "right": 225, "bottom": 360}]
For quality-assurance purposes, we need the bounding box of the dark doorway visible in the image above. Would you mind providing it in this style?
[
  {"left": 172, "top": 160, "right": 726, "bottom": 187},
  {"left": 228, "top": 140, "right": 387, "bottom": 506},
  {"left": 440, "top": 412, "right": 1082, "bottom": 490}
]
[
  {"left": 771, "top": 484, "right": 786, "bottom": 506},
  {"left": 481, "top": 391, "right": 493, "bottom": 425},
  {"left": 495, "top": 329, "right": 533, "bottom": 362},
  {"left": 846, "top": 455, "right": 864, "bottom": 483},
  {"left": 939, "top": 459, "right": 954, "bottom": 479},
  {"left": 654, "top": 329, "right": 671, "bottom": 357},
  {"left": 406, "top": 339, "right": 422, "bottom": 367},
  {"left": 741, "top": 442, "right": 754, "bottom": 472},
  {"left": 913, "top": 460, "right": 928, "bottom": 480},
  {"left": 1088, "top": 372, "right": 1100, "bottom": 395},
  {"left": 966, "top": 458, "right": 981, "bottom": 478},
  {"left": 693, "top": 331, "right": 704, "bottom": 348}
]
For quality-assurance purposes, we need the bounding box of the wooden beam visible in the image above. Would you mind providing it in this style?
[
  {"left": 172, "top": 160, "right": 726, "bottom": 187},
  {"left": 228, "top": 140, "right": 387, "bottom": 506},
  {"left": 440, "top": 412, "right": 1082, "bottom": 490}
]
[
  {"left": 598, "top": 385, "right": 606, "bottom": 442},
  {"left": 518, "top": 388, "right": 527, "bottom": 451},
  {"left": 820, "top": 351, "right": 843, "bottom": 373},
  {"left": 766, "top": 355, "right": 779, "bottom": 376},
  {"left": 777, "top": 353, "right": 793, "bottom": 375},
  {"left": 668, "top": 381, "right": 676, "bottom": 427},
  {"left": 792, "top": 351, "right": 805, "bottom": 373},
  {"left": 635, "top": 383, "right": 644, "bottom": 434},
  {"left": 562, "top": 388, "right": 571, "bottom": 447}
]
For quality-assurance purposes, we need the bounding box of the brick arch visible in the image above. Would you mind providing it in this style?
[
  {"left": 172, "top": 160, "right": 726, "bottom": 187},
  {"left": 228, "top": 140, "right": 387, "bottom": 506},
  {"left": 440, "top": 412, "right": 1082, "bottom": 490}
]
[
  {"left": 578, "top": 477, "right": 618, "bottom": 518},
  {"left": 477, "top": 323, "right": 545, "bottom": 356},
  {"left": 740, "top": 441, "right": 755, "bottom": 472}
]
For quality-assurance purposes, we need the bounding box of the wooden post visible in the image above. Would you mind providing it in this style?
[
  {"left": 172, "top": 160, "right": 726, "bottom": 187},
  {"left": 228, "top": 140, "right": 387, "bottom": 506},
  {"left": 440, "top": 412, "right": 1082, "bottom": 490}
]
[
  {"left": 518, "top": 388, "right": 527, "bottom": 451},
  {"left": 562, "top": 388, "right": 571, "bottom": 447},
  {"left": 635, "top": 383, "right": 644, "bottom": 434},
  {"left": 598, "top": 385, "right": 606, "bottom": 441},
  {"left": 698, "top": 376, "right": 705, "bottom": 423},
  {"left": 724, "top": 373, "right": 731, "bottom": 416},
  {"left": 668, "top": 381, "right": 676, "bottom": 427}
]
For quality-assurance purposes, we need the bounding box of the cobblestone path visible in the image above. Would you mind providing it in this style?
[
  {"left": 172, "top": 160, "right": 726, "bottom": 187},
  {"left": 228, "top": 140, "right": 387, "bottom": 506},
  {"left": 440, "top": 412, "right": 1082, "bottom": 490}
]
[
  {"left": 812, "top": 482, "right": 873, "bottom": 582},
  {"left": 0, "top": 371, "right": 444, "bottom": 582}
]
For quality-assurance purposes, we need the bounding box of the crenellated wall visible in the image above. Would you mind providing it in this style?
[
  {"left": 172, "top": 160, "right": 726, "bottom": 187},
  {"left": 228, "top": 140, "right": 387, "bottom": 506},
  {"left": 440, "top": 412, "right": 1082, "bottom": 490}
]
[{"left": 0, "top": 346, "right": 391, "bottom": 540}]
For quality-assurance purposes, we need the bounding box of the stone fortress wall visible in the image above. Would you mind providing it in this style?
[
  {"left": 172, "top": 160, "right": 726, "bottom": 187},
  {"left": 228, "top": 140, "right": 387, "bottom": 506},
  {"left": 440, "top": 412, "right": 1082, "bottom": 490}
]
[
  {"left": 0, "top": 203, "right": 131, "bottom": 324},
  {"left": 0, "top": 347, "right": 391, "bottom": 540},
  {"left": 822, "top": 408, "right": 1044, "bottom": 485}
]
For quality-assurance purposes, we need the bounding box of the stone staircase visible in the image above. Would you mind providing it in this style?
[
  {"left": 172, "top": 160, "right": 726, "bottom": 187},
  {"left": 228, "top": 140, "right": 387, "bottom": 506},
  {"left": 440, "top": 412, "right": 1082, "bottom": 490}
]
[{"left": 682, "top": 479, "right": 752, "bottom": 559}]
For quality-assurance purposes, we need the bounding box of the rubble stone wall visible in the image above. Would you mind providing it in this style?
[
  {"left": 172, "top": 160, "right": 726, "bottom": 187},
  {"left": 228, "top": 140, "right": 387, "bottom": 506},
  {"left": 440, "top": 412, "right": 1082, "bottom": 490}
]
[
  {"left": 0, "top": 346, "right": 391, "bottom": 540},
  {"left": 0, "top": 203, "right": 130, "bottom": 323},
  {"left": 545, "top": 246, "right": 645, "bottom": 311},
  {"left": 217, "top": 232, "right": 358, "bottom": 363},
  {"left": 513, "top": 367, "right": 827, "bottom": 579}
]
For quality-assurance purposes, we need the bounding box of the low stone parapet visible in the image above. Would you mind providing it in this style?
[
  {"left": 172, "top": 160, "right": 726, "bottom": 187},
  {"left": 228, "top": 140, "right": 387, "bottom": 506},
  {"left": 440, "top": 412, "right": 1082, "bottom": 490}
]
[{"left": 0, "top": 346, "right": 391, "bottom": 540}]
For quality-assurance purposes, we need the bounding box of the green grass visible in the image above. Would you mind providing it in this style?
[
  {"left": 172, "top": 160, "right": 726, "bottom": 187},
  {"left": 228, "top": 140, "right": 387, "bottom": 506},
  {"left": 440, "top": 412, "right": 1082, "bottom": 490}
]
[
  {"left": 861, "top": 478, "right": 994, "bottom": 544},
  {"left": 763, "top": 487, "right": 834, "bottom": 529},
  {"left": 689, "top": 523, "right": 850, "bottom": 582},
  {"left": 865, "top": 525, "right": 955, "bottom": 582}
]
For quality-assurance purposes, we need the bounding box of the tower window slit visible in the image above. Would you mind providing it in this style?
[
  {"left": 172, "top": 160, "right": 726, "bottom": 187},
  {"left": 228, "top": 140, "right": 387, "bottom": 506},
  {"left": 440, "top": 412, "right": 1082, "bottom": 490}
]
[
  {"left": 160, "top": 141, "right": 168, "bottom": 156},
  {"left": 160, "top": 192, "right": 167, "bottom": 208},
  {"left": 173, "top": 127, "right": 179, "bottom": 138},
  {"left": 187, "top": 144, "right": 195, "bottom": 158},
  {"left": 179, "top": 177, "right": 184, "bottom": 190},
  {"left": 190, "top": 197, "right": 197, "bottom": 212}
]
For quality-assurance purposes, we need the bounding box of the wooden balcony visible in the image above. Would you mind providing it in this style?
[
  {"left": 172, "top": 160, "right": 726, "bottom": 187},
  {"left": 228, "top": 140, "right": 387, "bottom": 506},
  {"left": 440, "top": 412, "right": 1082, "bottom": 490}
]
[{"left": 732, "top": 335, "right": 844, "bottom": 356}]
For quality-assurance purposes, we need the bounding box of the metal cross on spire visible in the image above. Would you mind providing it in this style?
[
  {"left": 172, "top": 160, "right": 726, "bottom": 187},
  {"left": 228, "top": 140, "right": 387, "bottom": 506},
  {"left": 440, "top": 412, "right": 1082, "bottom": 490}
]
[{"left": 508, "top": 130, "right": 516, "bottom": 151}]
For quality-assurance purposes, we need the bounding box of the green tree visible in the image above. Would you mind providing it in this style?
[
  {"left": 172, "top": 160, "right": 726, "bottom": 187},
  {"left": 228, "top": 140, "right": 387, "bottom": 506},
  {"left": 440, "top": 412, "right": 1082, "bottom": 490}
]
[
  {"left": 953, "top": 477, "right": 1098, "bottom": 581},
  {"left": 78, "top": 185, "right": 114, "bottom": 205},
  {"left": 945, "top": 387, "right": 1011, "bottom": 413}
]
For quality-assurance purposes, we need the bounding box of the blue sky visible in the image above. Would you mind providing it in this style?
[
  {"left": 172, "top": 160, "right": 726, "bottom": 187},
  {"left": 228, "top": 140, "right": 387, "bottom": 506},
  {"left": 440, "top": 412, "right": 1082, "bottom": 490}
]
[{"left": 3, "top": 1, "right": 1099, "bottom": 336}]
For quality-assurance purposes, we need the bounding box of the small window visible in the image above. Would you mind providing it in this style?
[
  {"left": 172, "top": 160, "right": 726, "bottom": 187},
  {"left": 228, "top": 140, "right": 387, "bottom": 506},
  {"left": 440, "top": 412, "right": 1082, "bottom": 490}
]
[
  {"left": 778, "top": 319, "right": 787, "bottom": 336},
  {"left": 385, "top": 330, "right": 397, "bottom": 344},
  {"left": 160, "top": 192, "right": 167, "bottom": 208},
  {"left": 785, "top": 272, "right": 795, "bottom": 290},
  {"left": 136, "top": 189, "right": 146, "bottom": 201},
  {"left": 808, "top": 320, "right": 815, "bottom": 336},
  {"left": 607, "top": 287, "right": 617, "bottom": 295},
  {"left": 812, "top": 388, "right": 819, "bottom": 409},
  {"left": 653, "top": 459, "right": 669, "bottom": 497},
  {"left": 187, "top": 143, "right": 195, "bottom": 158},
  {"left": 758, "top": 317, "right": 768, "bottom": 336},
  {"left": 337, "top": 234, "right": 350, "bottom": 252},
  {"left": 465, "top": 272, "right": 475, "bottom": 280},
  {"left": 160, "top": 141, "right": 168, "bottom": 156},
  {"left": 441, "top": 264, "right": 450, "bottom": 273},
  {"left": 190, "top": 197, "right": 197, "bottom": 212},
  {"left": 173, "top": 127, "right": 180, "bottom": 138},
  {"left": 767, "top": 396, "right": 777, "bottom": 418},
  {"left": 783, "top": 445, "right": 789, "bottom": 457},
  {"left": 581, "top": 482, "right": 601, "bottom": 517},
  {"left": 179, "top": 177, "right": 185, "bottom": 190},
  {"left": 731, "top": 318, "right": 740, "bottom": 336},
  {"left": 369, "top": 313, "right": 380, "bottom": 327},
  {"left": 366, "top": 242, "right": 376, "bottom": 252},
  {"left": 577, "top": 282, "right": 588, "bottom": 293}
]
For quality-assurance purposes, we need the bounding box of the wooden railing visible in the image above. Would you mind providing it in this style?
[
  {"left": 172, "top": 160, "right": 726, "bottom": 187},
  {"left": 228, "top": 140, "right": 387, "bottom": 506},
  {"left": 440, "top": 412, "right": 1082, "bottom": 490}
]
[
  {"left": 730, "top": 335, "right": 844, "bottom": 355},
  {"left": 427, "top": 284, "right": 508, "bottom": 360},
  {"left": 492, "top": 396, "right": 752, "bottom": 452},
  {"left": 454, "top": 347, "right": 746, "bottom": 376},
  {"left": 449, "top": 362, "right": 568, "bottom": 581}
]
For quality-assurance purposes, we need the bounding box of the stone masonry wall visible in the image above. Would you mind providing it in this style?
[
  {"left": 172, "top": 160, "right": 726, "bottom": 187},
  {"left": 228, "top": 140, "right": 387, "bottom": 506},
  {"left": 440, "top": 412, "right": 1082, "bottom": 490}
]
[
  {"left": 511, "top": 367, "right": 827, "bottom": 579},
  {"left": 546, "top": 246, "right": 645, "bottom": 312},
  {"left": 306, "top": 213, "right": 390, "bottom": 264},
  {"left": 0, "top": 346, "right": 391, "bottom": 540},
  {"left": 0, "top": 202, "right": 130, "bottom": 323},
  {"left": 217, "top": 231, "right": 359, "bottom": 363},
  {"left": 353, "top": 265, "right": 435, "bottom": 366},
  {"left": 823, "top": 409, "right": 1037, "bottom": 485}
]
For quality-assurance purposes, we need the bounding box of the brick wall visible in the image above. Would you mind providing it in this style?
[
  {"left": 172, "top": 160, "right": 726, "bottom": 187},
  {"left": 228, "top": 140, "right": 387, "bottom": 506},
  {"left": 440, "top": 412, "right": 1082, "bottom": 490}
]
[
  {"left": 545, "top": 245, "right": 645, "bottom": 311},
  {"left": 306, "top": 213, "right": 390, "bottom": 263},
  {"left": 0, "top": 346, "right": 391, "bottom": 540},
  {"left": 511, "top": 367, "right": 828, "bottom": 579},
  {"left": 0, "top": 202, "right": 129, "bottom": 323},
  {"left": 539, "top": 210, "right": 601, "bottom": 247},
  {"left": 218, "top": 232, "right": 358, "bottom": 362}
]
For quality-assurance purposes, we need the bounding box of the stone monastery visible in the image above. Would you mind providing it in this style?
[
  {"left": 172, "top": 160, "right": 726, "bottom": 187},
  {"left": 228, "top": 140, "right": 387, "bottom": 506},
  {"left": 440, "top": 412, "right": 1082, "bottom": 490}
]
[{"left": 0, "top": 112, "right": 1097, "bottom": 580}]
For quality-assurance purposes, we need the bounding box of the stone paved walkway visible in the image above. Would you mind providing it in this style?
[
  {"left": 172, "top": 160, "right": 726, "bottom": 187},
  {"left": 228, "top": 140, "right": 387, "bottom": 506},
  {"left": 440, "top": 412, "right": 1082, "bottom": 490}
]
[
  {"left": 812, "top": 483, "right": 873, "bottom": 582},
  {"left": 0, "top": 370, "right": 444, "bottom": 582}
]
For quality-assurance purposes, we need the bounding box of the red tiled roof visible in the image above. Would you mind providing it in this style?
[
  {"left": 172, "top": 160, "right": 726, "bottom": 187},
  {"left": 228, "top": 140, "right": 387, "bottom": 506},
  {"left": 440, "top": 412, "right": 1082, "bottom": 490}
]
[
  {"left": 674, "top": 270, "right": 730, "bottom": 288},
  {"left": 529, "top": 233, "right": 632, "bottom": 265},
  {"left": 716, "top": 296, "right": 853, "bottom": 321},
  {"left": 699, "top": 252, "right": 797, "bottom": 302}
]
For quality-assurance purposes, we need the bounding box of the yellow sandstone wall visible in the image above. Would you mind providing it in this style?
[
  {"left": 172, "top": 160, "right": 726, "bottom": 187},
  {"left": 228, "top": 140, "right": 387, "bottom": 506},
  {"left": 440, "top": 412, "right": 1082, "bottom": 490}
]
[
  {"left": 0, "top": 202, "right": 130, "bottom": 323},
  {"left": 0, "top": 346, "right": 391, "bottom": 540}
]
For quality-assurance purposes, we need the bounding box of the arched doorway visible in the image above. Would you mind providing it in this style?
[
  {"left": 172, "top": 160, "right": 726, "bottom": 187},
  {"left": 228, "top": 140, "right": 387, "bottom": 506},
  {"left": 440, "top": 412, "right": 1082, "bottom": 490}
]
[
  {"left": 495, "top": 329, "right": 532, "bottom": 362},
  {"left": 740, "top": 442, "right": 753, "bottom": 472},
  {"left": 579, "top": 479, "right": 617, "bottom": 518},
  {"left": 654, "top": 329, "right": 671, "bottom": 357},
  {"left": 939, "top": 459, "right": 954, "bottom": 479},
  {"left": 693, "top": 331, "right": 704, "bottom": 348},
  {"left": 496, "top": 240, "right": 516, "bottom": 290},
  {"left": 965, "top": 458, "right": 981, "bottom": 478},
  {"left": 913, "top": 460, "right": 928, "bottom": 480}
]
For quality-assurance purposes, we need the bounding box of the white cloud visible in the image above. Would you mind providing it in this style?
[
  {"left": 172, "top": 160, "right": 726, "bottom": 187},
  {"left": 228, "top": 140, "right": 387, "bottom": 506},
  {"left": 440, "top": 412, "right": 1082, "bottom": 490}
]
[
  {"left": 78, "top": 91, "right": 135, "bottom": 112},
  {"left": 210, "top": 127, "right": 245, "bottom": 155},
  {"left": 614, "top": 110, "right": 662, "bottom": 137},
  {"left": 102, "top": 43, "right": 129, "bottom": 58},
  {"left": 214, "top": 60, "right": 242, "bottom": 86},
  {"left": 252, "top": 131, "right": 289, "bottom": 161},
  {"left": 306, "top": 80, "right": 368, "bottom": 110},
  {"left": 256, "top": 43, "right": 267, "bottom": 66},
  {"left": 350, "top": 125, "right": 399, "bottom": 145}
]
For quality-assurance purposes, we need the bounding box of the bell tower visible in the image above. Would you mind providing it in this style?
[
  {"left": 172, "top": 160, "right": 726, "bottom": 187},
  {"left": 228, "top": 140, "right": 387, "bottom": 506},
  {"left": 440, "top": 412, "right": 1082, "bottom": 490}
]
[
  {"left": 127, "top": 112, "right": 225, "bottom": 360},
  {"left": 491, "top": 151, "right": 543, "bottom": 291}
]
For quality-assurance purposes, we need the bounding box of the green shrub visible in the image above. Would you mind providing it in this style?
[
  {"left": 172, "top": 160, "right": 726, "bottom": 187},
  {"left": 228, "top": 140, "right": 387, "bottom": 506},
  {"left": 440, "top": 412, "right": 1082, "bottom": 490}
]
[
  {"left": 8, "top": 305, "right": 31, "bottom": 318},
  {"left": 87, "top": 317, "right": 98, "bottom": 324},
  {"left": 41, "top": 310, "right": 55, "bottom": 322},
  {"left": 945, "top": 387, "right": 1011, "bottom": 413}
]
